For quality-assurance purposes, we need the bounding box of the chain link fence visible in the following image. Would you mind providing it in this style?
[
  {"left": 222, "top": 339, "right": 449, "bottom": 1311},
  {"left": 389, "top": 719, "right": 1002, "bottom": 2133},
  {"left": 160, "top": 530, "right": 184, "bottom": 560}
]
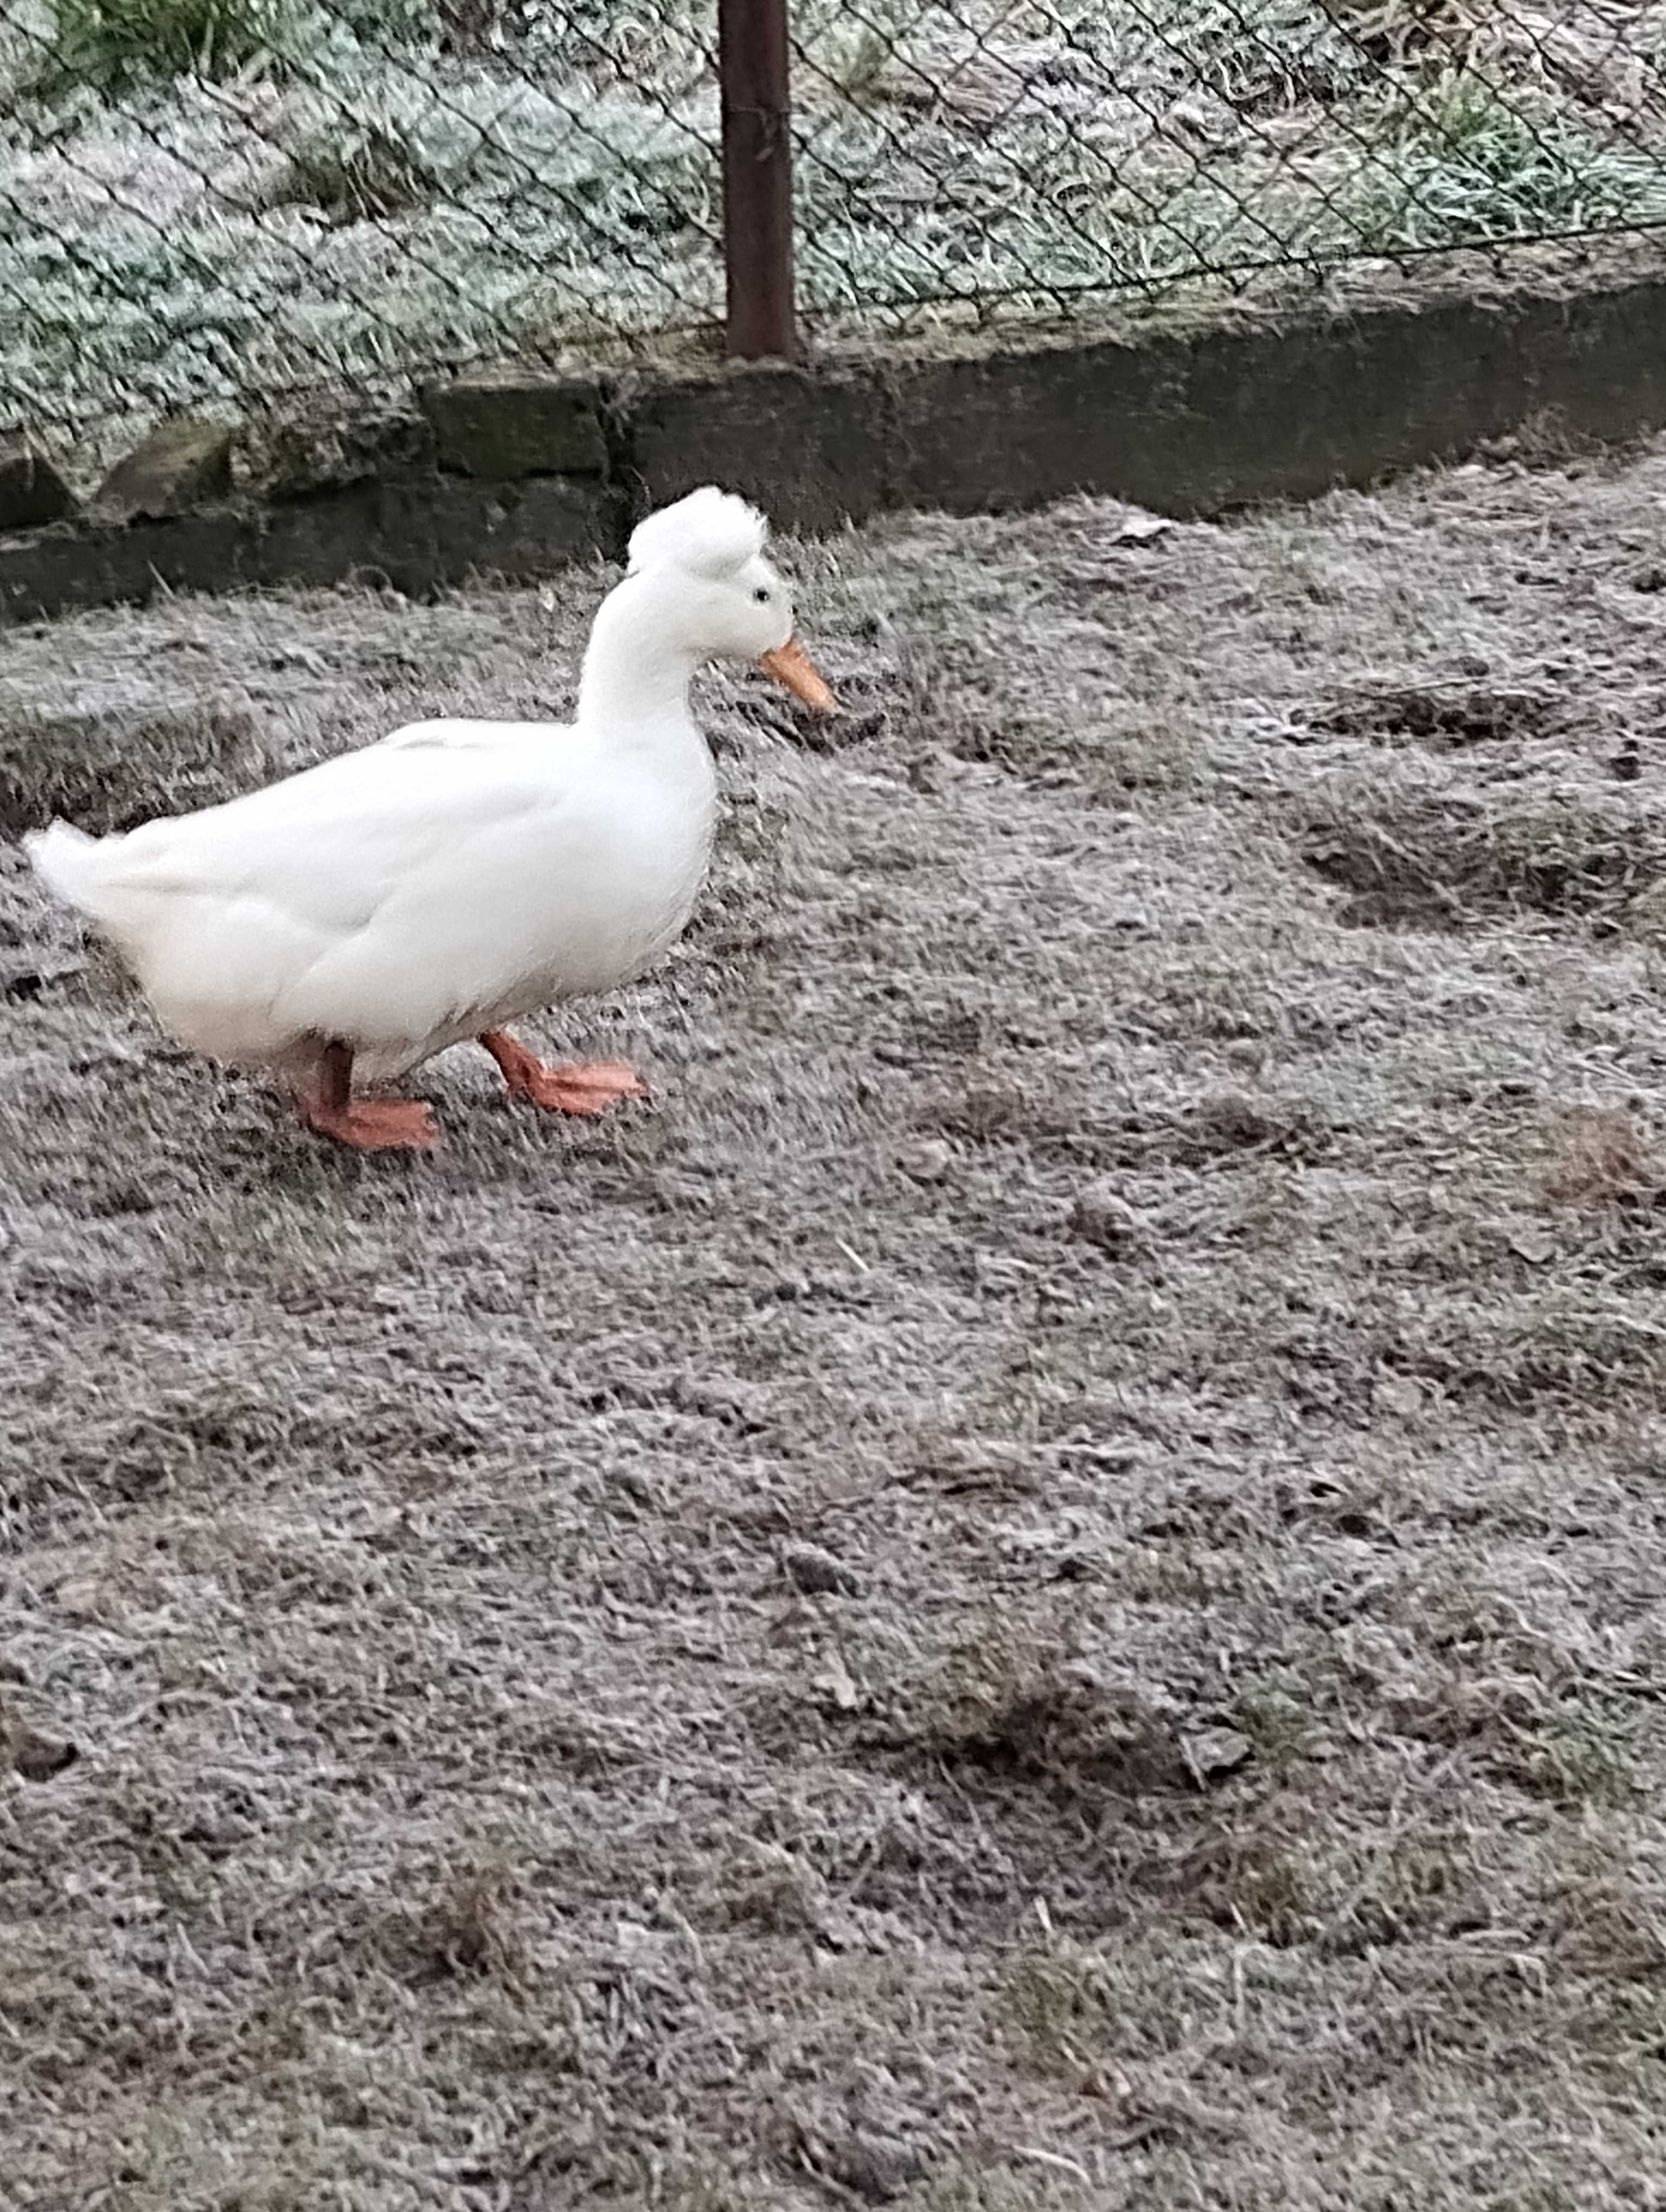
[
  {"left": 794, "top": 2, "right": 1666, "bottom": 317},
  {"left": 4, "top": 0, "right": 1666, "bottom": 463}
]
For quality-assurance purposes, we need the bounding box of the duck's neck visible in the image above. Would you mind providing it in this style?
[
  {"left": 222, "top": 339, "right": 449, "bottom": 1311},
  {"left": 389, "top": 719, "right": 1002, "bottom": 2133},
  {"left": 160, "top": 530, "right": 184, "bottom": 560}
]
[{"left": 575, "top": 575, "right": 702, "bottom": 742}]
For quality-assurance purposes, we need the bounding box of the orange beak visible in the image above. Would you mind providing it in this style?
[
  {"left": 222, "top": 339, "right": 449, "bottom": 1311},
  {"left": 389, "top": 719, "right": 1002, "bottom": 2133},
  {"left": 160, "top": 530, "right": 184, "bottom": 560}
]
[{"left": 759, "top": 638, "right": 839, "bottom": 716}]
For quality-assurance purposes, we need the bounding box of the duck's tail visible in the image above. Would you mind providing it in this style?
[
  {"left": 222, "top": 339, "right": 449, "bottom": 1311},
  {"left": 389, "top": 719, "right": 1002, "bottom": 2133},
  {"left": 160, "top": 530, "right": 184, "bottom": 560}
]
[{"left": 24, "top": 820, "right": 117, "bottom": 920}]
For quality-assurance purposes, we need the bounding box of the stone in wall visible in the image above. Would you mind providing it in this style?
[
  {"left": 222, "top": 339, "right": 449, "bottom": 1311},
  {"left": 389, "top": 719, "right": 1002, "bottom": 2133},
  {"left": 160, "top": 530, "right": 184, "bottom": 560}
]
[
  {"left": 0, "top": 441, "right": 78, "bottom": 533},
  {"left": 95, "top": 420, "right": 237, "bottom": 522}
]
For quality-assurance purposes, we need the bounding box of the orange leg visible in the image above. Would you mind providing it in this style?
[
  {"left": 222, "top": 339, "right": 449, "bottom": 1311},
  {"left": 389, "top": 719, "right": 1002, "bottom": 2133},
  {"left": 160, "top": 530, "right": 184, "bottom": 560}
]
[
  {"left": 478, "top": 1028, "right": 646, "bottom": 1116},
  {"left": 298, "top": 1040, "right": 438, "bottom": 1152}
]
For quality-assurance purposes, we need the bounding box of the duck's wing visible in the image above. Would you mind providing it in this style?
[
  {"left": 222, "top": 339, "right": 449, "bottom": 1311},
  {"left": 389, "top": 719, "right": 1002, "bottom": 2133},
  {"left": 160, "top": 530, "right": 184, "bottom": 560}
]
[
  {"left": 376, "top": 717, "right": 573, "bottom": 755},
  {"left": 64, "top": 734, "right": 567, "bottom": 941}
]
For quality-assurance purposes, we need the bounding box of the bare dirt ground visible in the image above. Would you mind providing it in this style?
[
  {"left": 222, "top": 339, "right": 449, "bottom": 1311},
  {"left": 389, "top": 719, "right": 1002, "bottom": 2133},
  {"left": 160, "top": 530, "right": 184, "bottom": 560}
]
[{"left": 5, "top": 442, "right": 1666, "bottom": 2211}]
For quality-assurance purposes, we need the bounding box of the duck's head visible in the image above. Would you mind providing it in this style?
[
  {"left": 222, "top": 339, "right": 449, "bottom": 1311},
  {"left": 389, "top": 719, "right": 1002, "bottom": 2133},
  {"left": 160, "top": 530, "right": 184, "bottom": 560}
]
[{"left": 623, "top": 487, "right": 838, "bottom": 715}]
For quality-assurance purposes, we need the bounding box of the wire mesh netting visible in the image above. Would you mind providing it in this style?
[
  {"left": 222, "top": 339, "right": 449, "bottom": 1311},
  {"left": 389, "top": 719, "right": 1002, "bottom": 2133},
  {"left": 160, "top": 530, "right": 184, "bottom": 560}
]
[
  {"left": 0, "top": 0, "right": 727, "bottom": 454},
  {"left": 4, "top": 0, "right": 1666, "bottom": 459},
  {"left": 793, "top": 1, "right": 1666, "bottom": 321}
]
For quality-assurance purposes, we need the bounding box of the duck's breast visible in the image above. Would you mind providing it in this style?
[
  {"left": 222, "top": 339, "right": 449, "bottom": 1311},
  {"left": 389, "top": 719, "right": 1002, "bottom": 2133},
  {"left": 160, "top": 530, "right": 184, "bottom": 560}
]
[{"left": 479, "top": 761, "right": 717, "bottom": 1000}]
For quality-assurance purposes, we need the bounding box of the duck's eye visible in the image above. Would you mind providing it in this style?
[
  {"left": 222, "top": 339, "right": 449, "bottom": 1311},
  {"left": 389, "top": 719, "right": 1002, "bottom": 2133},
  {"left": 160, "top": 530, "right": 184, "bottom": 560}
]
[{"left": 753, "top": 587, "right": 771, "bottom": 605}]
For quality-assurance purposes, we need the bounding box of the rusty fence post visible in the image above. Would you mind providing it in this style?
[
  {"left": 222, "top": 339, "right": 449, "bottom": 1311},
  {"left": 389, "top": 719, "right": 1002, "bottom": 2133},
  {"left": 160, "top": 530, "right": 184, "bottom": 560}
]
[{"left": 719, "top": 0, "right": 799, "bottom": 359}]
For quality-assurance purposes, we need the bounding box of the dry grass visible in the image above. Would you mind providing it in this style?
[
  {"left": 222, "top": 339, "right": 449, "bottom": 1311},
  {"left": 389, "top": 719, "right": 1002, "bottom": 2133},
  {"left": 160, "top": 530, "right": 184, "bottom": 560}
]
[{"left": 5, "top": 438, "right": 1666, "bottom": 2207}]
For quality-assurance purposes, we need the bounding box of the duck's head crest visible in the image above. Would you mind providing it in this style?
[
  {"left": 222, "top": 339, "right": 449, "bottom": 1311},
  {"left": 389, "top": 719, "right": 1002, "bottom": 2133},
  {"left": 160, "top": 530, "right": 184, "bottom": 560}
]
[{"left": 626, "top": 487, "right": 768, "bottom": 583}]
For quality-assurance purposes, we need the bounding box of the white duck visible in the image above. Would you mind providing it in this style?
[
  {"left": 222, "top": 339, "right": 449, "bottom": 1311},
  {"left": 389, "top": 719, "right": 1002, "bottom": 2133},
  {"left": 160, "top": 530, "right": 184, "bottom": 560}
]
[{"left": 25, "top": 486, "right": 836, "bottom": 1152}]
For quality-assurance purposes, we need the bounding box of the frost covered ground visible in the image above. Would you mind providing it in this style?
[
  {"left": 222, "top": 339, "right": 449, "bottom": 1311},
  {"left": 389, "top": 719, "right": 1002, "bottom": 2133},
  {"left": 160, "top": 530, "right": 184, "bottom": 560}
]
[{"left": 5, "top": 440, "right": 1666, "bottom": 2207}]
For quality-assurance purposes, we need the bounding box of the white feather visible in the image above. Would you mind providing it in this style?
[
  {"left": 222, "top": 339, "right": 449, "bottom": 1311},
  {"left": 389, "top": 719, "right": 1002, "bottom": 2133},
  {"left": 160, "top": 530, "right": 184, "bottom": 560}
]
[
  {"left": 24, "top": 820, "right": 107, "bottom": 909},
  {"left": 626, "top": 485, "right": 767, "bottom": 581}
]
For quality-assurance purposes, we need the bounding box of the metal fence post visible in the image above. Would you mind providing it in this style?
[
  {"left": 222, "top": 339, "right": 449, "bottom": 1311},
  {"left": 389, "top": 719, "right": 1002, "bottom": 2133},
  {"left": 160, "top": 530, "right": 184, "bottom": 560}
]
[{"left": 718, "top": 0, "right": 799, "bottom": 360}]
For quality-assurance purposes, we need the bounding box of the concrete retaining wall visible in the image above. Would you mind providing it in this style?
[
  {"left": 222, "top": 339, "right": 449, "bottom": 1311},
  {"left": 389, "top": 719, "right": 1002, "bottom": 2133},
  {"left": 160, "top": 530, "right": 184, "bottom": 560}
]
[{"left": 4, "top": 252, "right": 1666, "bottom": 623}]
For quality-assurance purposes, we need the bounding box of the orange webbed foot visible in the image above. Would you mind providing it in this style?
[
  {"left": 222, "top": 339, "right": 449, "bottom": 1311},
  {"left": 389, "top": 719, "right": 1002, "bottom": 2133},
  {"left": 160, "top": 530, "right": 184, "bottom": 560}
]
[
  {"left": 300, "top": 1095, "right": 440, "bottom": 1152},
  {"left": 479, "top": 1030, "right": 647, "bottom": 1117}
]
